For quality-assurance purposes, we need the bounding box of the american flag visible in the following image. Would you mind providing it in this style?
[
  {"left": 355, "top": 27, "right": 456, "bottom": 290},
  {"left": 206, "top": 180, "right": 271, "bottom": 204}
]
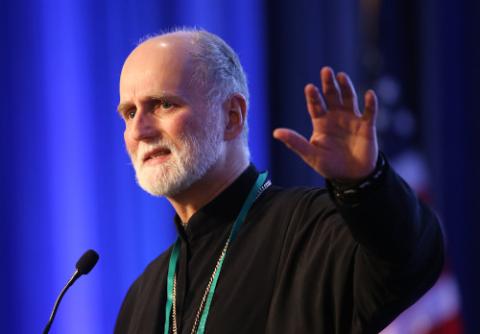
[{"left": 372, "top": 74, "right": 463, "bottom": 334}]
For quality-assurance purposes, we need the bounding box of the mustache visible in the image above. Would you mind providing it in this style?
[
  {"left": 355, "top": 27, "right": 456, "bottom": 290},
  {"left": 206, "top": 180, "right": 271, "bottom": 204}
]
[{"left": 134, "top": 140, "right": 177, "bottom": 164}]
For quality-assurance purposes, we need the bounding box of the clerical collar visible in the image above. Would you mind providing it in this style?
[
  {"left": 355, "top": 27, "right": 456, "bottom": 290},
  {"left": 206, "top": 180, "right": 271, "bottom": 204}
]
[{"left": 174, "top": 164, "right": 260, "bottom": 241}]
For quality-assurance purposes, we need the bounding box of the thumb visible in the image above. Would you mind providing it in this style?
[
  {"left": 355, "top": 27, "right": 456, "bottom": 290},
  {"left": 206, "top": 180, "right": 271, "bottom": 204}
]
[{"left": 273, "top": 128, "right": 315, "bottom": 160}]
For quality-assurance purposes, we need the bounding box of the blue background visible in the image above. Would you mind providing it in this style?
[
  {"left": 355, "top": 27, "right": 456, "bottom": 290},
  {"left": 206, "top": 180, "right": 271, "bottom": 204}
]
[{"left": 1, "top": 0, "right": 478, "bottom": 333}]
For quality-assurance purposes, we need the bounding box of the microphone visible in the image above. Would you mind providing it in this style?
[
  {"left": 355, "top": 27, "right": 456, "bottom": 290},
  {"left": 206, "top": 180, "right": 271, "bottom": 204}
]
[{"left": 43, "top": 249, "right": 99, "bottom": 334}]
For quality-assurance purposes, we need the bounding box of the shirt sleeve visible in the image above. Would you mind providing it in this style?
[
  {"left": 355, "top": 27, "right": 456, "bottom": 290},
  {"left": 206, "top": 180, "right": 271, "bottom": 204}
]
[
  {"left": 328, "top": 157, "right": 445, "bottom": 331},
  {"left": 278, "top": 157, "right": 445, "bottom": 333}
]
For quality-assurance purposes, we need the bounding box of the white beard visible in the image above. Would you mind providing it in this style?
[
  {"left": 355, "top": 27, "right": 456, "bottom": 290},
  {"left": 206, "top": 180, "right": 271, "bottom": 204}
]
[{"left": 131, "top": 121, "right": 224, "bottom": 197}]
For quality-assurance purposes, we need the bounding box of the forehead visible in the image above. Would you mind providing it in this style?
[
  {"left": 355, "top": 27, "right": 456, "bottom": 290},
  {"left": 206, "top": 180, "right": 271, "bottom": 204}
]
[{"left": 119, "top": 36, "right": 199, "bottom": 100}]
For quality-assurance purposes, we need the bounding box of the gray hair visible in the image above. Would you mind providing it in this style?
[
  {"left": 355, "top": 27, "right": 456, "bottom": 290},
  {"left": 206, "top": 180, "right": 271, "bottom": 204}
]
[{"left": 141, "top": 28, "right": 250, "bottom": 146}]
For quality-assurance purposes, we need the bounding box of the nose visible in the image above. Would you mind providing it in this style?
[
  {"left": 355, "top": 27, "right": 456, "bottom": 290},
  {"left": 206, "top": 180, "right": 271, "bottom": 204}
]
[{"left": 127, "top": 110, "right": 160, "bottom": 142}]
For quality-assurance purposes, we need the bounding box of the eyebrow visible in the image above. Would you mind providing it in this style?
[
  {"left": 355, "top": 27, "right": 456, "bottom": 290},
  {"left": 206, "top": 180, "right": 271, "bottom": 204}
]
[
  {"left": 116, "top": 93, "right": 187, "bottom": 114},
  {"left": 116, "top": 102, "right": 132, "bottom": 115}
]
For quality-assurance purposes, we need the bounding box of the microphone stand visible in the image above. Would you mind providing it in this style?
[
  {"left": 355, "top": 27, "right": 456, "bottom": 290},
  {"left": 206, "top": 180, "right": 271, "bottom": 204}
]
[{"left": 43, "top": 270, "right": 80, "bottom": 334}]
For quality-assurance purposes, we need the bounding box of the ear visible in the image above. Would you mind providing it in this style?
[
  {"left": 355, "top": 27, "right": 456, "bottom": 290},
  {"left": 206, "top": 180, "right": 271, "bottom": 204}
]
[{"left": 223, "top": 94, "right": 247, "bottom": 141}]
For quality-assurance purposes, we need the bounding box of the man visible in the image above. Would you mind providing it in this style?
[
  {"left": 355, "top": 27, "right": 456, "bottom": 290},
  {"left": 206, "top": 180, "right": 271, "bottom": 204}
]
[{"left": 115, "top": 29, "right": 444, "bottom": 334}]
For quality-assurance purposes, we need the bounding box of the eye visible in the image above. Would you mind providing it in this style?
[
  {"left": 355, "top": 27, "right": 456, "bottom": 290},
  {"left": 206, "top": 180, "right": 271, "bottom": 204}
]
[
  {"left": 126, "top": 109, "right": 136, "bottom": 120},
  {"left": 158, "top": 100, "right": 174, "bottom": 110}
]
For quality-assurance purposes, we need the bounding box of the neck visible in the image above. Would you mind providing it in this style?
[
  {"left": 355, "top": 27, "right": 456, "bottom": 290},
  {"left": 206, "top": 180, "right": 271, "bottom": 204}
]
[{"left": 167, "top": 154, "right": 249, "bottom": 223}]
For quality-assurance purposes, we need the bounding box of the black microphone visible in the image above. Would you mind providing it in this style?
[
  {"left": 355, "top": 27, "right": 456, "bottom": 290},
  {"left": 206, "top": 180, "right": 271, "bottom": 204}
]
[{"left": 43, "top": 249, "right": 99, "bottom": 334}]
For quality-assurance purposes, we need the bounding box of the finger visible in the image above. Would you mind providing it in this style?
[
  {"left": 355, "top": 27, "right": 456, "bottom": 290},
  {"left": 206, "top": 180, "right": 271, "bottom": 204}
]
[
  {"left": 305, "top": 83, "right": 327, "bottom": 119},
  {"left": 336, "top": 72, "right": 360, "bottom": 116},
  {"left": 363, "top": 89, "right": 378, "bottom": 125},
  {"left": 273, "top": 128, "right": 316, "bottom": 160},
  {"left": 321, "top": 67, "right": 342, "bottom": 110}
]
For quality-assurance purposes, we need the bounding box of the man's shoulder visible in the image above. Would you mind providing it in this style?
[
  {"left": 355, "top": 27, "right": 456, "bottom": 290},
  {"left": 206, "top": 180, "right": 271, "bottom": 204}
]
[
  {"left": 128, "top": 245, "right": 173, "bottom": 293},
  {"left": 145, "top": 245, "right": 173, "bottom": 273},
  {"left": 253, "top": 184, "right": 339, "bottom": 228},
  {"left": 115, "top": 246, "right": 173, "bottom": 332},
  {"left": 262, "top": 184, "right": 333, "bottom": 209}
]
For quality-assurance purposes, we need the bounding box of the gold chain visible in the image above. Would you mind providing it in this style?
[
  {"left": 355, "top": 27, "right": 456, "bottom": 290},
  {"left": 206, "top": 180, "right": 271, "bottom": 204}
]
[{"left": 171, "top": 239, "right": 230, "bottom": 334}]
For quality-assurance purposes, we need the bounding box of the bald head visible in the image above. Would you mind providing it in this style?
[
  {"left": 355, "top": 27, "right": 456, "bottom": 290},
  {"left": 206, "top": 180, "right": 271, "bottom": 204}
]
[
  {"left": 145, "top": 30, "right": 250, "bottom": 108},
  {"left": 121, "top": 33, "right": 197, "bottom": 104}
]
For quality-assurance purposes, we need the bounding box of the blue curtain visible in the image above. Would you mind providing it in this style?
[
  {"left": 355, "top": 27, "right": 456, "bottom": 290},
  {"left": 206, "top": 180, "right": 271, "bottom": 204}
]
[
  {"left": 266, "top": 0, "right": 360, "bottom": 187},
  {"left": 2, "top": 0, "right": 479, "bottom": 333},
  {"left": 0, "top": 1, "right": 268, "bottom": 333},
  {"left": 419, "top": 0, "right": 480, "bottom": 332}
]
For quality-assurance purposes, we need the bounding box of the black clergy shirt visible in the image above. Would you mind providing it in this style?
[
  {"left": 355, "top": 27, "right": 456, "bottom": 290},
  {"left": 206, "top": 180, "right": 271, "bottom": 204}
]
[{"left": 115, "top": 163, "right": 444, "bottom": 334}]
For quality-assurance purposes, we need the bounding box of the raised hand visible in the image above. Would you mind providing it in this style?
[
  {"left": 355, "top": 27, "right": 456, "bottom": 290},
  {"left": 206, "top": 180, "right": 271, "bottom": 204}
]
[{"left": 273, "top": 67, "right": 378, "bottom": 183}]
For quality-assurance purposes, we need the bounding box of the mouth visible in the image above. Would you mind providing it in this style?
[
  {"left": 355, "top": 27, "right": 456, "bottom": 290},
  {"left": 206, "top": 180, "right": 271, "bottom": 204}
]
[{"left": 142, "top": 147, "right": 172, "bottom": 164}]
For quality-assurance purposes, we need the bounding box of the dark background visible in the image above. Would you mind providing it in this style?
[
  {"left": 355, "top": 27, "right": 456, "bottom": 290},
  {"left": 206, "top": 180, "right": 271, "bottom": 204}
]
[{"left": 0, "top": 0, "right": 478, "bottom": 333}]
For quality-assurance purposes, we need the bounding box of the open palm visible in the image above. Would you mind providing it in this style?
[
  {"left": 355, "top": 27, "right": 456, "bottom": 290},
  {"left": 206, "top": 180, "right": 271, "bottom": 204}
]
[{"left": 273, "top": 67, "right": 378, "bottom": 183}]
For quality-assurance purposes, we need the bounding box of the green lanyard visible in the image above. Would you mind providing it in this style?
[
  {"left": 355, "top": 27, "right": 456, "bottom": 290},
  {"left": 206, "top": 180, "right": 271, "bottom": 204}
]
[{"left": 164, "top": 172, "right": 268, "bottom": 334}]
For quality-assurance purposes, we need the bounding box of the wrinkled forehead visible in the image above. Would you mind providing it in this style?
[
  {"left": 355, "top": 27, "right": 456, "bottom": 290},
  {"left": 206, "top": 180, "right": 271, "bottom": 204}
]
[
  {"left": 126, "top": 34, "right": 196, "bottom": 68},
  {"left": 119, "top": 35, "right": 200, "bottom": 97},
  {"left": 121, "top": 41, "right": 187, "bottom": 79}
]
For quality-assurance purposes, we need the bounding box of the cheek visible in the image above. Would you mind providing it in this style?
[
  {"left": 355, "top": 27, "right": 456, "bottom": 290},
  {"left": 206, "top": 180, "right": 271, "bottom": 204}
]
[
  {"left": 169, "top": 112, "right": 197, "bottom": 138},
  {"left": 124, "top": 129, "right": 136, "bottom": 156}
]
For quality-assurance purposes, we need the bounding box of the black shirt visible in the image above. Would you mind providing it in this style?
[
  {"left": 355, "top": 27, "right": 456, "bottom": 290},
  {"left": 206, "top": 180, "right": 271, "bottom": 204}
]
[{"left": 115, "top": 163, "right": 444, "bottom": 334}]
